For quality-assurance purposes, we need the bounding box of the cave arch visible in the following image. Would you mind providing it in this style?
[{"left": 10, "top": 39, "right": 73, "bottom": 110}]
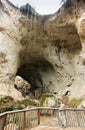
[{"left": 16, "top": 58, "right": 55, "bottom": 93}]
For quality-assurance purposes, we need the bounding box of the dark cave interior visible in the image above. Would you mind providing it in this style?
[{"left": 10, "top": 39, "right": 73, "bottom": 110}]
[{"left": 16, "top": 58, "right": 54, "bottom": 97}]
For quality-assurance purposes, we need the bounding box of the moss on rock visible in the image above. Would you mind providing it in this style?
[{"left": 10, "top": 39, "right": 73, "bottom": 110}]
[
  {"left": 0, "top": 96, "right": 39, "bottom": 113},
  {"left": 0, "top": 96, "right": 14, "bottom": 113},
  {"left": 39, "top": 94, "right": 57, "bottom": 107}
]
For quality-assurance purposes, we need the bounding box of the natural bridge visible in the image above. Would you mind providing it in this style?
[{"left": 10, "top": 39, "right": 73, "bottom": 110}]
[{"left": 0, "top": 107, "right": 85, "bottom": 130}]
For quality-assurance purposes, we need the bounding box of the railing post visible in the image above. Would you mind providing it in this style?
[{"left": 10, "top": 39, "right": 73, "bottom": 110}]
[
  {"left": 0, "top": 114, "right": 6, "bottom": 130},
  {"left": 64, "top": 109, "right": 67, "bottom": 127},
  {"left": 76, "top": 111, "right": 80, "bottom": 127},
  {"left": 38, "top": 109, "right": 40, "bottom": 125},
  {"left": 22, "top": 111, "right": 26, "bottom": 130}
]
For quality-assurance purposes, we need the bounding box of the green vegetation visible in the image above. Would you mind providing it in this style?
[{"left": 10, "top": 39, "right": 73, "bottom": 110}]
[
  {"left": 69, "top": 98, "right": 81, "bottom": 108},
  {"left": 39, "top": 94, "right": 51, "bottom": 106},
  {"left": 0, "top": 96, "right": 14, "bottom": 113},
  {"left": 39, "top": 94, "right": 57, "bottom": 107},
  {"left": 14, "top": 98, "right": 38, "bottom": 109},
  {"left": 0, "top": 96, "right": 39, "bottom": 113}
]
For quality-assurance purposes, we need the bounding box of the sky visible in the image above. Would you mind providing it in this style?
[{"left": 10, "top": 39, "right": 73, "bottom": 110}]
[{"left": 9, "top": 0, "right": 62, "bottom": 15}]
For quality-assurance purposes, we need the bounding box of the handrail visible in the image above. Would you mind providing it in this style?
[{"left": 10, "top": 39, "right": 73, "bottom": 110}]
[
  {"left": 0, "top": 107, "right": 85, "bottom": 130},
  {"left": 0, "top": 107, "right": 85, "bottom": 118},
  {"left": 0, "top": 107, "right": 85, "bottom": 116},
  {"left": 0, "top": 107, "right": 59, "bottom": 116}
]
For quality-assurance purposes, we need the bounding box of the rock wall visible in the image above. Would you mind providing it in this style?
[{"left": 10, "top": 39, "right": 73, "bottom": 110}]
[{"left": 0, "top": 0, "right": 85, "bottom": 99}]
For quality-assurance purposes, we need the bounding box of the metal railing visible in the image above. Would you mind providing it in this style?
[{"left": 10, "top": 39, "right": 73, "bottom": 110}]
[{"left": 0, "top": 107, "right": 85, "bottom": 130}]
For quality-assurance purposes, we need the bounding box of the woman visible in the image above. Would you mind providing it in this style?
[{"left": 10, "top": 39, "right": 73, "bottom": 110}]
[{"left": 58, "top": 99, "right": 66, "bottom": 128}]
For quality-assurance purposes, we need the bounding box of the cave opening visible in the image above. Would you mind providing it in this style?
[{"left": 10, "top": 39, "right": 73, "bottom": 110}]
[
  {"left": 15, "top": 25, "right": 82, "bottom": 98},
  {"left": 16, "top": 58, "right": 54, "bottom": 98}
]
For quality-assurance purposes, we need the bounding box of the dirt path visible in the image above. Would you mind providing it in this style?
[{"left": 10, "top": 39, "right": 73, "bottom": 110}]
[{"left": 29, "top": 125, "right": 85, "bottom": 130}]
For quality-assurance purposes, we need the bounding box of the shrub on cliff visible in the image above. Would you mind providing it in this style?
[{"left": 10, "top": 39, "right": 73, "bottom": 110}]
[{"left": 69, "top": 98, "right": 81, "bottom": 108}]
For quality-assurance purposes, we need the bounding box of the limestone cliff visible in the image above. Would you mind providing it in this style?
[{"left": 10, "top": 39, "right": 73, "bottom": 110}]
[{"left": 0, "top": 0, "right": 85, "bottom": 99}]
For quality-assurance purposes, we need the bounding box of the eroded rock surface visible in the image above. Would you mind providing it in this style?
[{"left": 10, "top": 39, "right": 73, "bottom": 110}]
[{"left": 0, "top": 0, "right": 85, "bottom": 99}]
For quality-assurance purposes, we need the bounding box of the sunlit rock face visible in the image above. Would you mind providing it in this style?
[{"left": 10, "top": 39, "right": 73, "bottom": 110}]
[
  {"left": 0, "top": 0, "right": 85, "bottom": 99},
  {"left": 0, "top": 0, "right": 24, "bottom": 99}
]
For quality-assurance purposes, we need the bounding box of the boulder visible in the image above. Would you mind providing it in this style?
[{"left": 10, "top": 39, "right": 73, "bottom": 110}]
[{"left": 14, "top": 76, "right": 31, "bottom": 97}]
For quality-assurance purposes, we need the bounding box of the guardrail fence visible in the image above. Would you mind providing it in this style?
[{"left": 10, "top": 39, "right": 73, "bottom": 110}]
[
  {"left": 0, "top": 108, "right": 85, "bottom": 130},
  {"left": 66, "top": 108, "right": 85, "bottom": 127}
]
